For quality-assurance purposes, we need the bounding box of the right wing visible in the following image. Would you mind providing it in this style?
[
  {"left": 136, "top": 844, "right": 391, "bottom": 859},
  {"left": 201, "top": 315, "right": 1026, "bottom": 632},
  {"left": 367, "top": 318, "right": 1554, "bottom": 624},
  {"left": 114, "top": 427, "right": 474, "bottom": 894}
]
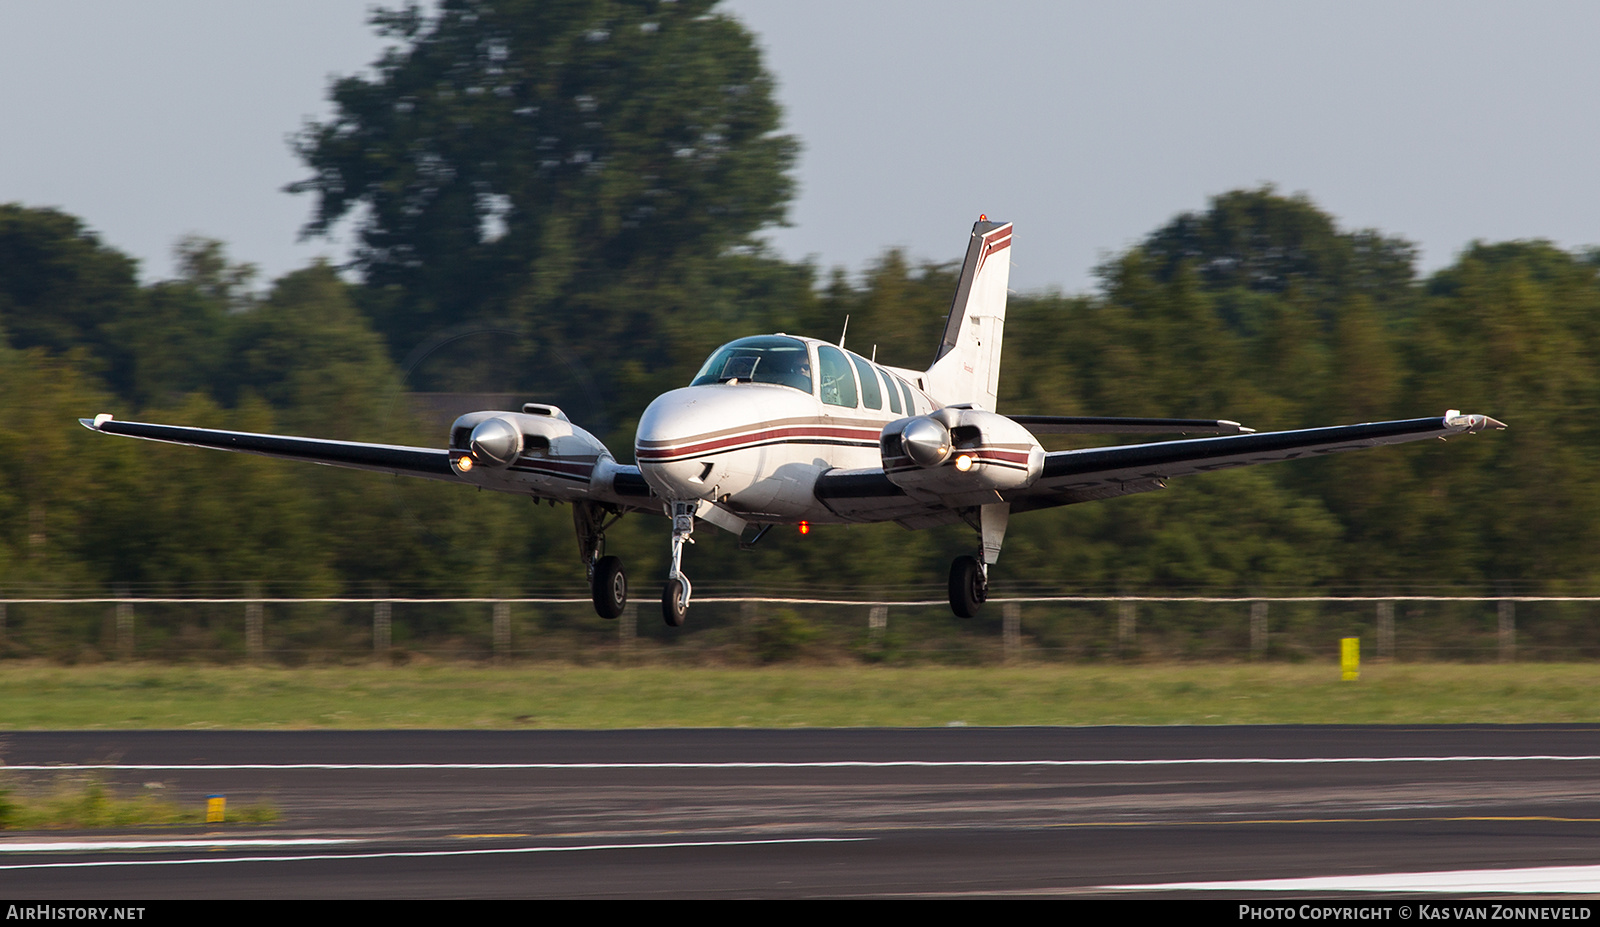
[
  {"left": 816, "top": 412, "right": 1504, "bottom": 526},
  {"left": 1016, "top": 412, "right": 1504, "bottom": 512}
]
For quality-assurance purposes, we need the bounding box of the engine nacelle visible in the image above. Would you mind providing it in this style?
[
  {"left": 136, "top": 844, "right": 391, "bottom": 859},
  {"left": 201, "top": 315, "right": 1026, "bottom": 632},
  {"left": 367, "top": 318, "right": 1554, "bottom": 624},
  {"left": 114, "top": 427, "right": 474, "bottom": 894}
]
[
  {"left": 447, "top": 406, "right": 614, "bottom": 502},
  {"left": 880, "top": 408, "right": 1044, "bottom": 501}
]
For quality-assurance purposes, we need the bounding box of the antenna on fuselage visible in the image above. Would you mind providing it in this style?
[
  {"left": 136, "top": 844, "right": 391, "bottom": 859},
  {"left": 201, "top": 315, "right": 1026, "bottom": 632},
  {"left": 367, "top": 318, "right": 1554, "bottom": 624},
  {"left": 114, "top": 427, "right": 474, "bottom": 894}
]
[
  {"left": 838, "top": 315, "right": 849, "bottom": 349},
  {"left": 871, "top": 345, "right": 877, "bottom": 362}
]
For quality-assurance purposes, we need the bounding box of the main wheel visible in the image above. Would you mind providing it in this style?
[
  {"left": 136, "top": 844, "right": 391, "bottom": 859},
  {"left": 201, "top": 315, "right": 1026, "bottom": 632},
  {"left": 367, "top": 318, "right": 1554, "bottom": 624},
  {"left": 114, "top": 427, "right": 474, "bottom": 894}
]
[
  {"left": 591, "top": 555, "right": 627, "bottom": 620},
  {"left": 948, "top": 555, "right": 987, "bottom": 618},
  {"left": 662, "top": 578, "right": 688, "bottom": 627}
]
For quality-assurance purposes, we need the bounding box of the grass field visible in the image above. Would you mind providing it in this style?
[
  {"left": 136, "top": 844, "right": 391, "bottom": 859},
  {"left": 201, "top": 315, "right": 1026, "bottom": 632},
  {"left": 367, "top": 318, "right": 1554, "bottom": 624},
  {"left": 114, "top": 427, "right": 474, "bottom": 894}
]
[{"left": 3, "top": 661, "right": 1600, "bottom": 728}]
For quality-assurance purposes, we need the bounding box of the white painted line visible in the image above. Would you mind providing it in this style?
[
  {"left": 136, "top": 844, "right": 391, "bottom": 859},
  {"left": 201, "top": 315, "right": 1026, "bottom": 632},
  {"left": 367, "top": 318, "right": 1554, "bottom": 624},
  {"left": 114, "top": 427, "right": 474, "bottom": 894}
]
[
  {"left": 0, "top": 838, "right": 353, "bottom": 853},
  {"left": 1107, "top": 863, "right": 1600, "bottom": 894},
  {"left": 0, "top": 836, "right": 867, "bottom": 871},
  {"left": 7, "top": 755, "right": 1600, "bottom": 771}
]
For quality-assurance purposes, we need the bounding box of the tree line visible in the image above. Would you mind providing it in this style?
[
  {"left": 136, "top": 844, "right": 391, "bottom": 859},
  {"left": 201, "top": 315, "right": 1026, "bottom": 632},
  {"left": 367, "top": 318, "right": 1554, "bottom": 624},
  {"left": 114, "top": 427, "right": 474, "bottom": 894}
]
[{"left": 2, "top": 0, "right": 1595, "bottom": 603}]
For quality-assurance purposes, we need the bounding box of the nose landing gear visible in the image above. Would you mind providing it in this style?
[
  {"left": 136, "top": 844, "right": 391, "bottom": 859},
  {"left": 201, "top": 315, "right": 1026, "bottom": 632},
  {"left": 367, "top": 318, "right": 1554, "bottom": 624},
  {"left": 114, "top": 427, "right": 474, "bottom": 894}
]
[{"left": 662, "top": 500, "right": 696, "bottom": 627}]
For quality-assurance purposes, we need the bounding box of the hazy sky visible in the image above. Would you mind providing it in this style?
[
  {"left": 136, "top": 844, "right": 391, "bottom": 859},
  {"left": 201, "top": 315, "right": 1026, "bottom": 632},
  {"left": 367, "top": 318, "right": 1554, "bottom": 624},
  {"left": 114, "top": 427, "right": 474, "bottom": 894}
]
[{"left": 2, "top": 1, "right": 1597, "bottom": 294}]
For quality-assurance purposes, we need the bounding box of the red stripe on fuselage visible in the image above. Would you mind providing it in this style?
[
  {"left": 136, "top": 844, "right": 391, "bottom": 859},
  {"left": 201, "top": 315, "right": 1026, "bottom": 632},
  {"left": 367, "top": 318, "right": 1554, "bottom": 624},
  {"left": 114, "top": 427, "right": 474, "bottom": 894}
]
[{"left": 636, "top": 425, "right": 882, "bottom": 462}]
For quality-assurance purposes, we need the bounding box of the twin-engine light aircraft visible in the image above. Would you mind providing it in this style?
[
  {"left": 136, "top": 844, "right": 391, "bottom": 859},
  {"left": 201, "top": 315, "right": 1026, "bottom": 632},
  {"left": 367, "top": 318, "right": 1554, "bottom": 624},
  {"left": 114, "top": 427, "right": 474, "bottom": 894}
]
[{"left": 83, "top": 219, "right": 1505, "bottom": 626}]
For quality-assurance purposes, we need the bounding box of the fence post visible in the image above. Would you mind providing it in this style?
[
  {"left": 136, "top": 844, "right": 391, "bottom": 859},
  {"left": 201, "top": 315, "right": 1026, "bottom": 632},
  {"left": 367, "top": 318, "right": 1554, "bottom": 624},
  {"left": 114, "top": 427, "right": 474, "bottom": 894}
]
[
  {"left": 493, "top": 600, "right": 510, "bottom": 664},
  {"left": 115, "top": 584, "right": 134, "bottom": 659},
  {"left": 1376, "top": 600, "right": 1394, "bottom": 661},
  {"left": 619, "top": 601, "right": 637, "bottom": 662},
  {"left": 869, "top": 605, "right": 888, "bottom": 638},
  {"left": 1118, "top": 600, "right": 1137, "bottom": 651},
  {"left": 1499, "top": 599, "right": 1516, "bottom": 663},
  {"left": 373, "top": 595, "right": 391, "bottom": 656},
  {"left": 1003, "top": 601, "right": 1021, "bottom": 663},
  {"left": 245, "top": 584, "right": 264, "bottom": 664},
  {"left": 1250, "top": 601, "right": 1268, "bottom": 656},
  {"left": 741, "top": 600, "right": 758, "bottom": 643}
]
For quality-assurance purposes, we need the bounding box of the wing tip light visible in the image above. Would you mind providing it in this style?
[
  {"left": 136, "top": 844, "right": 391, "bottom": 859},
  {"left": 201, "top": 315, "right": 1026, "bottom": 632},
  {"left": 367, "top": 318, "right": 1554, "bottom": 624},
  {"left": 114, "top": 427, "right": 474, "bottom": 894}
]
[
  {"left": 81, "top": 413, "right": 114, "bottom": 431},
  {"left": 1443, "top": 410, "right": 1507, "bottom": 433}
]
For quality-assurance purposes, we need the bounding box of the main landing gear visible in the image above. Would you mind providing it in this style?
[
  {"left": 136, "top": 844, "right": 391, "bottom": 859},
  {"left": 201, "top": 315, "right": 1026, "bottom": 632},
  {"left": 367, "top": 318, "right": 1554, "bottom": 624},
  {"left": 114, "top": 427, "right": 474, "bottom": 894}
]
[
  {"left": 575, "top": 501, "right": 628, "bottom": 620},
  {"left": 662, "top": 500, "right": 696, "bottom": 627},
  {"left": 591, "top": 555, "right": 627, "bottom": 619},
  {"left": 948, "top": 555, "right": 988, "bottom": 618},
  {"left": 574, "top": 499, "right": 698, "bottom": 628},
  {"left": 947, "top": 502, "right": 1010, "bottom": 619}
]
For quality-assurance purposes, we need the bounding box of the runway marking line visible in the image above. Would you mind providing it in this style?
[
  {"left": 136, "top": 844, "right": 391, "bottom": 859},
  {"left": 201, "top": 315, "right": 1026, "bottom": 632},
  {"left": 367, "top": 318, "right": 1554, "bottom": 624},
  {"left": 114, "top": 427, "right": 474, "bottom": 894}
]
[
  {"left": 1105, "top": 862, "right": 1600, "bottom": 894},
  {"left": 1041, "top": 815, "right": 1600, "bottom": 829},
  {"left": 7, "top": 755, "right": 1600, "bottom": 772},
  {"left": 0, "top": 836, "right": 870, "bottom": 872}
]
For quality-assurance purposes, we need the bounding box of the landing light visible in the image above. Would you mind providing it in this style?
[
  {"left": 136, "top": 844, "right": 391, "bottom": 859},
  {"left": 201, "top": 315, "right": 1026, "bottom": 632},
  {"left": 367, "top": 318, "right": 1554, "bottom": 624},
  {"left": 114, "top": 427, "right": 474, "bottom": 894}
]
[
  {"left": 954, "top": 454, "right": 974, "bottom": 472},
  {"left": 454, "top": 456, "right": 474, "bottom": 473}
]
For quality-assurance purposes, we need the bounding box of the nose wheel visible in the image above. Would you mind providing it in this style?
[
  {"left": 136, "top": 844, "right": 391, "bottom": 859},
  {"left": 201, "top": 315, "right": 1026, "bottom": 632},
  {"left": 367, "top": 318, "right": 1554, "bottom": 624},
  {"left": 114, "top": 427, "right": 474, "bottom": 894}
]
[
  {"left": 661, "top": 500, "right": 696, "bottom": 627},
  {"left": 662, "top": 578, "right": 688, "bottom": 627}
]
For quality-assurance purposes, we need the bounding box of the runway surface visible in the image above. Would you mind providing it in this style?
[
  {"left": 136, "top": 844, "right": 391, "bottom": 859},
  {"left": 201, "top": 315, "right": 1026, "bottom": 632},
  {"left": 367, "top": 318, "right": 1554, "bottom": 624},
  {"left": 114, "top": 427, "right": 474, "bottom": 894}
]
[{"left": 3, "top": 727, "right": 1600, "bottom": 898}]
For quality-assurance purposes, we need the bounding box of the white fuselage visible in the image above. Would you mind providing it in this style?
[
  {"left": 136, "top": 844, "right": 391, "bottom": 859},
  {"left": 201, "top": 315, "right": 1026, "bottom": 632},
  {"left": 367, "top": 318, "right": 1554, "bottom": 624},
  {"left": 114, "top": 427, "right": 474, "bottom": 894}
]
[{"left": 635, "top": 335, "right": 935, "bottom": 522}]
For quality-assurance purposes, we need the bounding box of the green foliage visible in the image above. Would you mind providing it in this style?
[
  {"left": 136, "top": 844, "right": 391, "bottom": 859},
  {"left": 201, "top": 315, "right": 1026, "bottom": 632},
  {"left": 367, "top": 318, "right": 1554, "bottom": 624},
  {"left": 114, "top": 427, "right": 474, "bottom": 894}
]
[
  {"left": 0, "top": 204, "right": 140, "bottom": 360},
  {"left": 752, "top": 607, "right": 821, "bottom": 663},
  {"left": 1139, "top": 186, "right": 1417, "bottom": 317},
  {"left": 290, "top": 0, "right": 798, "bottom": 358}
]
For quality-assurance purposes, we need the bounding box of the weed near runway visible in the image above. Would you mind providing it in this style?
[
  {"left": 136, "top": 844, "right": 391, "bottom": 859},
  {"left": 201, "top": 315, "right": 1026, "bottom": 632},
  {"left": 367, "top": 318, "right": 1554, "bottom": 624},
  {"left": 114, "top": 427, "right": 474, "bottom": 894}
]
[
  {"left": 3, "top": 662, "right": 1600, "bottom": 728},
  {"left": 0, "top": 774, "right": 279, "bottom": 830}
]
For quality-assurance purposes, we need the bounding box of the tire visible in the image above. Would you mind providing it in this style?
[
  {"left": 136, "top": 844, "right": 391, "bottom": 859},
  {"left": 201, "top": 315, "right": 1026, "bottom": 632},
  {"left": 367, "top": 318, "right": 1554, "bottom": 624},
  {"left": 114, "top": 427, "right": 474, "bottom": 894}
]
[
  {"left": 591, "top": 555, "right": 627, "bottom": 620},
  {"left": 948, "top": 555, "right": 986, "bottom": 618},
  {"left": 662, "top": 578, "right": 688, "bottom": 627}
]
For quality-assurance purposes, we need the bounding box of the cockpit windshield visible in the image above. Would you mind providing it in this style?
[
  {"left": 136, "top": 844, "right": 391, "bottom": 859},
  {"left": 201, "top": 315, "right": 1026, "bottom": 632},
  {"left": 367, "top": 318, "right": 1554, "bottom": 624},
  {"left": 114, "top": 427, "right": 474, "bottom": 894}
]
[{"left": 690, "top": 336, "right": 813, "bottom": 394}]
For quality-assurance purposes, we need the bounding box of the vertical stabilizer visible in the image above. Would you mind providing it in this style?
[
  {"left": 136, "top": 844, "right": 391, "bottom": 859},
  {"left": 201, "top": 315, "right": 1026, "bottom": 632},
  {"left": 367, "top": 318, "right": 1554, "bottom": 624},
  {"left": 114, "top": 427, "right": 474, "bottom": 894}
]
[{"left": 925, "top": 219, "right": 1012, "bottom": 410}]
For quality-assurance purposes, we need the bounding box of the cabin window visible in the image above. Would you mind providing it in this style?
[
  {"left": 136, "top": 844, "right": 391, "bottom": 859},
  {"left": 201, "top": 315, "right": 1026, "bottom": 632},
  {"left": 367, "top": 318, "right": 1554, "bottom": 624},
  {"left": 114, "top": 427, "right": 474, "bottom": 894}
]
[
  {"left": 849, "top": 353, "right": 882, "bottom": 410},
  {"left": 816, "top": 345, "right": 858, "bottom": 408},
  {"left": 880, "top": 369, "right": 902, "bottom": 414},
  {"left": 689, "top": 336, "right": 812, "bottom": 393},
  {"left": 897, "top": 376, "right": 918, "bottom": 414}
]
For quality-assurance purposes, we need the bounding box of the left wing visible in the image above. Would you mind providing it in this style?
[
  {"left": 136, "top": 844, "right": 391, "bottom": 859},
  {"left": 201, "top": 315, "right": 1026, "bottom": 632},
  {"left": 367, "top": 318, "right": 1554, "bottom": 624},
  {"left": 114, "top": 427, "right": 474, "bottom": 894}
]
[
  {"left": 80, "top": 414, "right": 655, "bottom": 506},
  {"left": 815, "top": 412, "right": 1504, "bottom": 526},
  {"left": 82, "top": 415, "right": 458, "bottom": 480}
]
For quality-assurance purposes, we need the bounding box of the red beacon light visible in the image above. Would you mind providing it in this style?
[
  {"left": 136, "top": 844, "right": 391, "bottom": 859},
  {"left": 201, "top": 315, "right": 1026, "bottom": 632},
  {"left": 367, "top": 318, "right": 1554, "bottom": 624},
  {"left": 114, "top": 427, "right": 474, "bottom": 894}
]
[{"left": 798, "top": 520, "right": 810, "bottom": 536}]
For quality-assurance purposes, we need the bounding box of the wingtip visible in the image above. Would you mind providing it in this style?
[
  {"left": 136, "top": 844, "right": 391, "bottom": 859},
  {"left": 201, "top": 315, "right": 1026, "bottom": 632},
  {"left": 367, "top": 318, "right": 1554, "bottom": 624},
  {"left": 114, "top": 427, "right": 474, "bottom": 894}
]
[
  {"left": 1444, "top": 411, "right": 1507, "bottom": 433},
  {"left": 80, "top": 413, "right": 113, "bottom": 431}
]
